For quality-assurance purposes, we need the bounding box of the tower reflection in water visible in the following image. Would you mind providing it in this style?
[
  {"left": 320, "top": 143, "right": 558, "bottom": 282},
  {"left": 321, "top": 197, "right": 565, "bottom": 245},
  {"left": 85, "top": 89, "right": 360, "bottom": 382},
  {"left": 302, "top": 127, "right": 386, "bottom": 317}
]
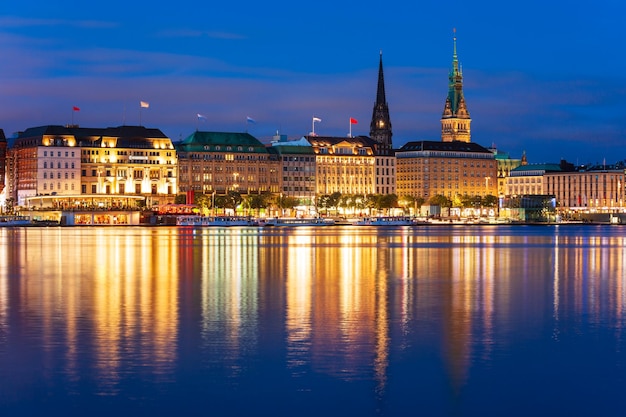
[{"left": 2, "top": 226, "right": 626, "bottom": 409}]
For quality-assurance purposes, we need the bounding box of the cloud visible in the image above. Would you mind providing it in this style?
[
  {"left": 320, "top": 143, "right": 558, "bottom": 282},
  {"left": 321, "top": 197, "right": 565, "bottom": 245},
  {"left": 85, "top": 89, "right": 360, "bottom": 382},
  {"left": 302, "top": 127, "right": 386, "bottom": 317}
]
[
  {"left": 0, "top": 16, "right": 117, "bottom": 29},
  {"left": 156, "top": 29, "right": 246, "bottom": 40}
]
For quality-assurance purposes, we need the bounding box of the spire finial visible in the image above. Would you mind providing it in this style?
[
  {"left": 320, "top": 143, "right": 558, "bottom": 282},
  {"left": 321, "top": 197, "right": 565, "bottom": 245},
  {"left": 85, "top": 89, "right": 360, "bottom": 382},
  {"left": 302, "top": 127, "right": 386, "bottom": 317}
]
[{"left": 453, "top": 28, "right": 458, "bottom": 60}]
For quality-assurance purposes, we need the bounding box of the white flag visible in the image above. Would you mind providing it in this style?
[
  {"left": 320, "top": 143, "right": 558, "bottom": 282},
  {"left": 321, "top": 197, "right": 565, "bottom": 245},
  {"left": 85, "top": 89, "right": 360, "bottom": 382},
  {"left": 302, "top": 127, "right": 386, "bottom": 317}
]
[
  {"left": 313, "top": 117, "right": 322, "bottom": 122},
  {"left": 140, "top": 101, "right": 150, "bottom": 108}
]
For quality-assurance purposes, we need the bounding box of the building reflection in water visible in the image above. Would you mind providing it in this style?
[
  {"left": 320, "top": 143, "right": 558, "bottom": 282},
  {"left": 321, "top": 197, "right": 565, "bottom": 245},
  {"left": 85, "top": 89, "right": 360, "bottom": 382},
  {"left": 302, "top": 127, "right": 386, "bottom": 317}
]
[
  {"left": 2, "top": 228, "right": 179, "bottom": 395},
  {"left": 3, "top": 226, "right": 626, "bottom": 405},
  {"left": 196, "top": 228, "right": 259, "bottom": 377}
]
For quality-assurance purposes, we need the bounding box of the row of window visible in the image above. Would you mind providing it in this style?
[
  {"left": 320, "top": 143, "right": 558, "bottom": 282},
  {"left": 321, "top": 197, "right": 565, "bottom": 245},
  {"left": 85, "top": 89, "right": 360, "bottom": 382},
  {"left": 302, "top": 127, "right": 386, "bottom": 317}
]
[
  {"left": 43, "top": 172, "right": 75, "bottom": 179},
  {"left": 43, "top": 151, "right": 76, "bottom": 158},
  {"left": 43, "top": 161, "right": 75, "bottom": 169}
]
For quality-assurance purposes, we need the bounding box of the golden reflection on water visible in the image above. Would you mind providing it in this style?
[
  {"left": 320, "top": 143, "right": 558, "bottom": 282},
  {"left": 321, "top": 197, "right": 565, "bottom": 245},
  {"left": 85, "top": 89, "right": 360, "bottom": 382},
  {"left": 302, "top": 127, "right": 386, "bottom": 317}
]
[
  {"left": 3, "top": 226, "right": 626, "bottom": 394},
  {"left": 1, "top": 228, "right": 179, "bottom": 395}
]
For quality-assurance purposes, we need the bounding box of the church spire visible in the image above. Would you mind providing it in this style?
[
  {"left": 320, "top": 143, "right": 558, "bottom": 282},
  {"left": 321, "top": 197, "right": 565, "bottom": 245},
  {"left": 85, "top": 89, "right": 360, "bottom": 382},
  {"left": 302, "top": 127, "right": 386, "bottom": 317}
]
[
  {"left": 370, "top": 51, "right": 393, "bottom": 155},
  {"left": 441, "top": 29, "right": 471, "bottom": 143}
]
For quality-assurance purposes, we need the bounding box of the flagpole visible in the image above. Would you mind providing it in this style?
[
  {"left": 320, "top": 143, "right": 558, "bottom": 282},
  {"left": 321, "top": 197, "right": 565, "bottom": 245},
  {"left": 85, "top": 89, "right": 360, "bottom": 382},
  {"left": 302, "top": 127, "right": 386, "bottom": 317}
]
[{"left": 349, "top": 118, "right": 352, "bottom": 138}]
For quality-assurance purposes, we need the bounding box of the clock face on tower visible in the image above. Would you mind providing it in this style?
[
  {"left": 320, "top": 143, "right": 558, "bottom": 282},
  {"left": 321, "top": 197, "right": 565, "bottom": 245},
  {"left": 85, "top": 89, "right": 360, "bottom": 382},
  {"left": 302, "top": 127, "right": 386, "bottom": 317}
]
[{"left": 378, "top": 120, "right": 385, "bottom": 128}]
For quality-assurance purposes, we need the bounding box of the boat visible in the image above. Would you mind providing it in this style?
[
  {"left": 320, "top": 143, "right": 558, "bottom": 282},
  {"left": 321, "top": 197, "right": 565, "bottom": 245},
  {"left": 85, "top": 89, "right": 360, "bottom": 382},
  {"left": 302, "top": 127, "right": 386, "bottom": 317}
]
[
  {"left": 261, "top": 217, "right": 335, "bottom": 227},
  {"left": 176, "top": 216, "right": 256, "bottom": 227},
  {"left": 0, "top": 215, "right": 33, "bottom": 226},
  {"left": 353, "top": 216, "right": 415, "bottom": 226}
]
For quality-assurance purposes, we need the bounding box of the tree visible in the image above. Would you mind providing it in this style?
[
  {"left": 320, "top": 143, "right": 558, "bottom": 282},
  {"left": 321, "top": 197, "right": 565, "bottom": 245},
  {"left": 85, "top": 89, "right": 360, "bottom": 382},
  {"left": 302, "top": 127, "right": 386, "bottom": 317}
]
[
  {"left": 327, "top": 192, "right": 342, "bottom": 216},
  {"left": 398, "top": 195, "right": 415, "bottom": 215},
  {"left": 174, "top": 194, "right": 186, "bottom": 204},
  {"left": 195, "top": 193, "right": 212, "bottom": 215},
  {"left": 243, "top": 193, "right": 269, "bottom": 216},
  {"left": 483, "top": 195, "right": 498, "bottom": 208},
  {"left": 317, "top": 194, "right": 331, "bottom": 216},
  {"left": 276, "top": 194, "right": 299, "bottom": 215},
  {"left": 224, "top": 191, "right": 242, "bottom": 211},
  {"left": 429, "top": 194, "right": 451, "bottom": 208}
]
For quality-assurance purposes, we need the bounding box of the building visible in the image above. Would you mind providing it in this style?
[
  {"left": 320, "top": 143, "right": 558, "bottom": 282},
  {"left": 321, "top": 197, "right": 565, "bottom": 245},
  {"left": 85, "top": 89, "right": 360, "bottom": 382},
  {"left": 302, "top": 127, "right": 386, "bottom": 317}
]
[
  {"left": 505, "top": 162, "right": 565, "bottom": 196},
  {"left": 176, "top": 131, "right": 280, "bottom": 196},
  {"left": 441, "top": 32, "right": 471, "bottom": 143},
  {"left": 396, "top": 140, "right": 497, "bottom": 200},
  {"left": 78, "top": 126, "right": 177, "bottom": 206},
  {"left": 7, "top": 125, "right": 177, "bottom": 208},
  {"left": 489, "top": 147, "right": 523, "bottom": 197},
  {"left": 369, "top": 52, "right": 396, "bottom": 195},
  {"left": 270, "top": 135, "right": 316, "bottom": 206},
  {"left": 395, "top": 33, "right": 497, "bottom": 202},
  {"left": 0, "top": 129, "right": 6, "bottom": 195},
  {"left": 544, "top": 164, "right": 626, "bottom": 211},
  {"left": 306, "top": 135, "right": 376, "bottom": 196}
]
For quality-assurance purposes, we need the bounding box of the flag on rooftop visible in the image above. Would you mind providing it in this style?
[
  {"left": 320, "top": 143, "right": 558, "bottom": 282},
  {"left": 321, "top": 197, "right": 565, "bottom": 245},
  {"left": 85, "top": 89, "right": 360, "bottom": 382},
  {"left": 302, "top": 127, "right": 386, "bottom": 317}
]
[
  {"left": 350, "top": 117, "right": 358, "bottom": 124},
  {"left": 72, "top": 106, "right": 80, "bottom": 111},
  {"left": 246, "top": 116, "right": 256, "bottom": 124},
  {"left": 140, "top": 101, "right": 150, "bottom": 108},
  {"left": 197, "top": 113, "right": 207, "bottom": 121},
  {"left": 313, "top": 117, "right": 322, "bottom": 122}
]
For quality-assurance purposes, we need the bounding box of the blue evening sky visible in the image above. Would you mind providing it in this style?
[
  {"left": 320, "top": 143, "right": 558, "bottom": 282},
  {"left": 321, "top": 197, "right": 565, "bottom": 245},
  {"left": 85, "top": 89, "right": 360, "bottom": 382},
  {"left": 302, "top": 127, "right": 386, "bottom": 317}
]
[{"left": 1, "top": 0, "right": 624, "bottom": 164}]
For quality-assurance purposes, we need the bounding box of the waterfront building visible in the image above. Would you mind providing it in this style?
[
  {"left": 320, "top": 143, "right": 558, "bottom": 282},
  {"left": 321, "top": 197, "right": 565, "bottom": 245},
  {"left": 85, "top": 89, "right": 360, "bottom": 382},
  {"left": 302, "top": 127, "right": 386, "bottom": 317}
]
[
  {"left": 441, "top": 32, "right": 471, "bottom": 143},
  {"left": 489, "top": 147, "right": 523, "bottom": 197},
  {"left": 395, "top": 33, "right": 497, "bottom": 201},
  {"left": 0, "top": 129, "right": 6, "bottom": 196},
  {"left": 306, "top": 135, "right": 376, "bottom": 196},
  {"left": 78, "top": 126, "right": 177, "bottom": 207},
  {"left": 270, "top": 135, "right": 316, "bottom": 206},
  {"left": 7, "top": 125, "right": 177, "bottom": 208},
  {"left": 396, "top": 140, "right": 497, "bottom": 200},
  {"left": 176, "top": 131, "right": 280, "bottom": 196},
  {"left": 544, "top": 164, "right": 626, "bottom": 211},
  {"left": 505, "top": 162, "right": 565, "bottom": 196},
  {"left": 369, "top": 52, "right": 396, "bottom": 195}
]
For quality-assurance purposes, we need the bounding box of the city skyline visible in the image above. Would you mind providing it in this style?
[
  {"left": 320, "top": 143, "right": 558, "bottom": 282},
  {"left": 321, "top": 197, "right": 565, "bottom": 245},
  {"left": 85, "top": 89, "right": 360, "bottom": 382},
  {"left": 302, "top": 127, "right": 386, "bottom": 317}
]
[{"left": 1, "top": 1, "right": 624, "bottom": 165}]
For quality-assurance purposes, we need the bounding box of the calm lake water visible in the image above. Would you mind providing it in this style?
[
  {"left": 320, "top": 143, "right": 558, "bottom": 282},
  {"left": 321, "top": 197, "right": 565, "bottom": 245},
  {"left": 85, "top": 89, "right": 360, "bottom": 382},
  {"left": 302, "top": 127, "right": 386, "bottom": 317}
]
[{"left": 1, "top": 224, "right": 625, "bottom": 416}]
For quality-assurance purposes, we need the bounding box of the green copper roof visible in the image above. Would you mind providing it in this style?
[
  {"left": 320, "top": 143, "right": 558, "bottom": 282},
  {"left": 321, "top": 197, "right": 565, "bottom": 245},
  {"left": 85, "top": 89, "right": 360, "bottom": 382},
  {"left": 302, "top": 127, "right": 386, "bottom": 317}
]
[{"left": 176, "top": 131, "right": 268, "bottom": 153}]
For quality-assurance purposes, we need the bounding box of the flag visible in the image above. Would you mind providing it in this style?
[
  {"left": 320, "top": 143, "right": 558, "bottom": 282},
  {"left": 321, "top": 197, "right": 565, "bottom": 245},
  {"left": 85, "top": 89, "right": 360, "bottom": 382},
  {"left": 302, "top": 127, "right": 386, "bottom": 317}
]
[
  {"left": 350, "top": 117, "right": 358, "bottom": 124},
  {"left": 72, "top": 106, "right": 80, "bottom": 111},
  {"left": 246, "top": 116, "right": 256, "bottom": 124},
  {"left": 313, "top": 117, "right": 322, "bottom": 122},
  {"left": 140, "top": 101, "right": 150, "bottom": 108},
  {"left": 197, "top": 113, "right": 207, "bottom": 121}
]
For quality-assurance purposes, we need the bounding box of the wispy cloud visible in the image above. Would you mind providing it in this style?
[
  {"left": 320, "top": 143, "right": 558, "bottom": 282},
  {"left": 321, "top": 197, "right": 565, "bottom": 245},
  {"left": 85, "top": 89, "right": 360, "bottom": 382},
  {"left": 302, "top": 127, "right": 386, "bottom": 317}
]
[
  {"left": 156, "top": 29, "right": 246, "bottom": 40},
  {"left": 0, "top": 16, "right": 117, "bottom": 29}
]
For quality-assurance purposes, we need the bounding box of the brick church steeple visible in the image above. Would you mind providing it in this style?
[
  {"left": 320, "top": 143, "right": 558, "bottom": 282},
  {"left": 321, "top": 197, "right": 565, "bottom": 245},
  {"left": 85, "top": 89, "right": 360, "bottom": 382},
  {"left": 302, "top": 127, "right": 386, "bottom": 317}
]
[
  {"left": 441, "top": 30, "right": 471, "bottom": 143},
  {"left": 370, "top": 51, "right": 393, "bottom": 155}
]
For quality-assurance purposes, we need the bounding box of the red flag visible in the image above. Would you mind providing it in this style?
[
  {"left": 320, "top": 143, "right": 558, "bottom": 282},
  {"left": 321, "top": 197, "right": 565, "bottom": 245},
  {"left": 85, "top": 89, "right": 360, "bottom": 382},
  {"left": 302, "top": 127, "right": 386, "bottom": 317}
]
[
  {"left": 350, "top": 117, "right": 358, "bottom": 124},
  {"left": 73, "top": 106, "right": 80, "bottom": 111}
]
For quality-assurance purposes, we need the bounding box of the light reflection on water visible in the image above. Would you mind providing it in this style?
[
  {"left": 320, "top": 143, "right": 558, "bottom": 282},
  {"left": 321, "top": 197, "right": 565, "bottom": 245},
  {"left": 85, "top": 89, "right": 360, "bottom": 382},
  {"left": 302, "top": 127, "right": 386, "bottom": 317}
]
[{"left": 1, "top": 225, "right": 626, "bottom": 415}]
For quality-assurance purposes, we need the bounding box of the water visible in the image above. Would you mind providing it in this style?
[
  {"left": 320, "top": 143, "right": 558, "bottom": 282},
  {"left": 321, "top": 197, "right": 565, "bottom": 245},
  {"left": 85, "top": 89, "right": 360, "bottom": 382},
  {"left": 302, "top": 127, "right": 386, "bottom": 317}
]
[{"left": 1, "top": 225, "right": 625, "bottom": 416}]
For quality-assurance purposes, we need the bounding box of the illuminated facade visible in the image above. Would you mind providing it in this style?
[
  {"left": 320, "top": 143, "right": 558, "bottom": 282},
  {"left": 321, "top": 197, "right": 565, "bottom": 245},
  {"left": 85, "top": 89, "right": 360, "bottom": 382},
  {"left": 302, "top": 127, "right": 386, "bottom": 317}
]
[
  {"left": 176, "top": 131, "right": 280, "bottom": 195},
  {"left": 306, "top": 135, "right": 376, "bottom": 195},
  {"left": 7, "top": 125, "right": 177, "bottom": 207},
  {"left": 396, "top": 141, "right": 498, "bottom": 200},
  {"left": 544, "top": 167, "right": 626, "bottom": 210},
  {"left": 489, "top": 148, "right": 523, "bottom": 197},
  {"left": 78, "top": 126, "right": 177, "bottom": 206},
  {"left": 0, "top": 129, "right": 6, "bottom": 195},
  {"left": 441, "top": 32, "right": 471, "bottom": 143},
  {"left": 505, "top": 163, "right": 563, "bottom": 196},
  {"left": 269, "top": 136, "right": 316, "bottom": 205}
]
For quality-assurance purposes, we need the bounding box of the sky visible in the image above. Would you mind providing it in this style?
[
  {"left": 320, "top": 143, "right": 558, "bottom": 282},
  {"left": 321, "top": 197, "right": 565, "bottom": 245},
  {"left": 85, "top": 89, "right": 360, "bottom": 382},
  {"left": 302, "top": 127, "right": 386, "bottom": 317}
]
[{"left": 1, "top": 0, "right": 625, "bottom": 165}]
